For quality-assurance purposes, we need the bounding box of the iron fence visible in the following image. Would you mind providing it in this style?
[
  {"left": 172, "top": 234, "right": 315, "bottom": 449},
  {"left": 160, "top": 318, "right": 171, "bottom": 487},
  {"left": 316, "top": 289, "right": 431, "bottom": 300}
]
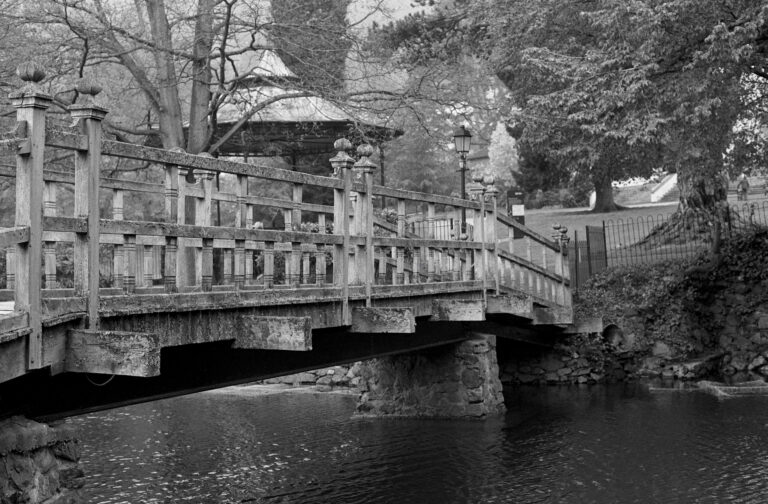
[{"left": 570, "top": 202, "right": 768, "bottom": 288}]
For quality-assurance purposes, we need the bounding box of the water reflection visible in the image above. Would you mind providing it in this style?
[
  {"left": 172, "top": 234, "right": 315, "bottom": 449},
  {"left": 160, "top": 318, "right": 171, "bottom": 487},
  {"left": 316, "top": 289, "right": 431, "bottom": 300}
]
[{"left": 71, "top": 384, "right": 768, "bottom": 503}]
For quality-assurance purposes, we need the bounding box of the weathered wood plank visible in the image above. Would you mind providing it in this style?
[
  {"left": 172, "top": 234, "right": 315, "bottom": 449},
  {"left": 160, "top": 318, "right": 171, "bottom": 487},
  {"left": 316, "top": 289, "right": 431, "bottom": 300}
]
[
  {"left": 430, "top": 299, "right": 486, "bottom": 322},
  {"left": 234, "top": 316, "right": 312, "bottom": 351},
  {"left": 350, "top": 307, "right": 415, "bottom": 333},
  {"left": 486, "top": 294, "right": 533, "bottom": 318},
  {"left": 65, "top": 329, "right": 160, "bottom": 377},
  {"left": 12, "top": 89, "right": 49, "bottom": 370},
  {"left": 101, "top": 139, "right": 343, "bottom": 189},
  {"left": 0, "top": 312, "right": 29, "bottom": 337},
  {"left": 0, "top": 227, "right": 29, "bottom": 248}
]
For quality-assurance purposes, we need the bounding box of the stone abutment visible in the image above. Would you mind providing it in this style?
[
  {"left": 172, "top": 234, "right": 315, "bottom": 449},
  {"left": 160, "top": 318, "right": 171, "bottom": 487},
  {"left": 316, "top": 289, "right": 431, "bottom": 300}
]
[
  {"left": 0, "top": 417, "right": 83, "bottom": 504},
  {"left": 354, "top": 333, "right": 506, "bottom": 418}
]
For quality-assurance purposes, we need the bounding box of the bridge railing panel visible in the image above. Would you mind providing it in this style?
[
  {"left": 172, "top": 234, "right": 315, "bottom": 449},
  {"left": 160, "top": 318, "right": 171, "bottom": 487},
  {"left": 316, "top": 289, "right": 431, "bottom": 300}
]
[{"left": 1, "top": 75, "right": 571, "bottom": 342}]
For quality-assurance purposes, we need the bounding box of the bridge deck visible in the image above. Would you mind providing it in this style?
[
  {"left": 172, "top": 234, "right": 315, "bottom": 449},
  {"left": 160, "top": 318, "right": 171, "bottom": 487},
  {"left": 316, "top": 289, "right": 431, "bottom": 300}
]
[{"left": 0, "top": 81, "right": 573, "bottom": 419}]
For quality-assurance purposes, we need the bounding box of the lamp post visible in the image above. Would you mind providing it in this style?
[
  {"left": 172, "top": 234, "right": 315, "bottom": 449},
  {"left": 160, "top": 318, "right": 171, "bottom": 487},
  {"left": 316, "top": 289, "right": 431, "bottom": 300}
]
[{"left": 453, "top": 125, "right": 472, "bottom": 236}]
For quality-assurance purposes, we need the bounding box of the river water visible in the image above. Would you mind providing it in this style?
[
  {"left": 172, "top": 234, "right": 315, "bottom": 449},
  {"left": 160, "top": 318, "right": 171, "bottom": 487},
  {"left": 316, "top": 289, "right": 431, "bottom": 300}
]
[{"left": 70, "top": 383, "right": 768, "bottom": 503}]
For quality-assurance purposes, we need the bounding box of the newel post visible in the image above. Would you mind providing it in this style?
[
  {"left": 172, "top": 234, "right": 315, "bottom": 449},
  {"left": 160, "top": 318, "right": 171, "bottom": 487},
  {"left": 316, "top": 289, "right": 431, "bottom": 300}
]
[
  {"left": 330, "top": 139, "right": 354, "bottom": 325},
  {"left": 69, "top": 79, "right": 107, "bottom": 330},
  {"left": 353, "top": 144, "right": 377, "bottom": 307},
  {"left": 468, "top": 173, "right": 486, "bottom": 297},
  {"left": 10, "top": 63, "right": 50, "bottom": 369},
  {"left": 484, "top": 175, "right": 501, "bottom": 296}
]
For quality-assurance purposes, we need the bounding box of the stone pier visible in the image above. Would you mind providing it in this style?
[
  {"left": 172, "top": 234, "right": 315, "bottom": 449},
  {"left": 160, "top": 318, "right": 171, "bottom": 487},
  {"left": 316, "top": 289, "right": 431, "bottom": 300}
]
[
  {"left": 0, "top": 417, "right": 83, "bottom": 503},
  {"left": 355, "top": 333, "right": 506, "bottom": 418}
]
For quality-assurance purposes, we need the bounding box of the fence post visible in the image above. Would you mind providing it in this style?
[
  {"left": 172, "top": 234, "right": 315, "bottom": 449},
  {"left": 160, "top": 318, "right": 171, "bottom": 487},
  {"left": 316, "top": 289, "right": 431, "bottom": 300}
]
[
  {"left": 353, "top": 145, "right": 377, "bottom": 306},
  {"left": 11, "top": 63, "right": 50, "bottom": 369},
  {"left": 69, "top": 80, "right": 107, "bottom": 330},
  {"left": 330, "top": 139, "right": 354, "bottom": 325}
]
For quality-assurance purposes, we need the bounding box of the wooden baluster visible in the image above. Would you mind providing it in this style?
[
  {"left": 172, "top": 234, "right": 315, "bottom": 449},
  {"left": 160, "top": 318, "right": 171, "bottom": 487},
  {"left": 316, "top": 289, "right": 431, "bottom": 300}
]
[
  {"left": 112, "top": 190, "right": 124, "bottom": 288},
  {"left": 162, "top": 165, "right": 178, "bottom": 289},
  {"left": 164, "top": 236, "right": 177, "bottom": 293},
  {"left": 316, "top": 215, "right": 327, "bottom": 285},
  {"left": 264, "top": 242, "right": 274, "bottom": 288},
  {"left": 202, "top": 238, "right": 213, "bottom": 291},
  {"left": 291, "top": 241, "right": 302, "bottom": 287},
  {"left": 427, "top": 247, "right": 435, "bottom": 282},
  {"left": 412, "top": 246, "right": 420, "bottom": 283},
  {"left": 245, "top": 198, "right": 254, "bottom": 285},
  {"left": 292, "top": 183, "right": 303, "bottom": 230},
  {"left": 143, "top": 244, "right": 153, "bottom": 287},
  {"left": 236, "top": 175, "right": 248, "bottom": 228},
  {"left": 176, "top": 168, "right": 190, "bottom": 288},
  {"left": 223, "top": 249, "right": 233, "bottom": 284},
  {"left": 135, "top": 245, "right": 145, "bottom": 288},
  {"left": 195, "top": 176, "right": 212, "bottom": 286},
  {"left": 378, "top": 247, "right": 387, "bottom": 285},
  {"left": 43, "top": 181, "right": 57, "bottom": 289},
  {"left": 5, "top": 248, "right": 15, "bottom": 290},
  {"left": 153, "top": 246, "right": 162, "bottom": 282},
  {"left": 525, "top": 237, "right": 533, "bottom": 294},
  {"left": 453, "top": 247, "right": 461, "bottom": 281},
  {"left": 302, "top": 245, "right": 311, "bottom": 285},
  {"left": 124, "top": 234, "right": 137, "bottom": 294},
  {"left": 70, "top": 86, "right": 105, "bottom": 332},
  {"left": 395, "top": 199, "right": 406, "bottom": 285},
  {"left": 234, "top": 239, "right": 245, "bottom": 290}
]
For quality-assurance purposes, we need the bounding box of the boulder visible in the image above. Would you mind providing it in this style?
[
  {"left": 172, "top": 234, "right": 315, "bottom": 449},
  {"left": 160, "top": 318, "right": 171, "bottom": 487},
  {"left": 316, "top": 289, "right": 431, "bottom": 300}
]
[{"left": 651, "top": 342, "right": 672, "bottom": 358}]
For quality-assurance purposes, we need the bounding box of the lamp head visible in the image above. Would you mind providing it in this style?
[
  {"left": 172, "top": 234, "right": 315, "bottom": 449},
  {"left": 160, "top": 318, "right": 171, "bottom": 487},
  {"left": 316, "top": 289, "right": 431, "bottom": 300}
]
[{"left": 452, "top": 125, "right": 472, "bottom": 154}]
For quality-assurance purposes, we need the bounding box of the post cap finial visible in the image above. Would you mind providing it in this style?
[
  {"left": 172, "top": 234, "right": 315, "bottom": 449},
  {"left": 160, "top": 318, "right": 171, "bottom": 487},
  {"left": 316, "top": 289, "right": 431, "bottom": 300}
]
[
  {"left": 356, "top": 143, "right": 374, "bottom": 158},
  {"left": 353, "top": 143, "right": 377, "bottom": 174},
  {"left": 334, "top": 138, "right": 352, "bottom": 152},
  {"left": 17, "top": 62, "right": 46, "bottom": 83},
  {"left": 76, "top": 78, "right": 103, "bottom": 97},
  {"left": 330, "top": 138, "right": 355, "bottom": 177}
]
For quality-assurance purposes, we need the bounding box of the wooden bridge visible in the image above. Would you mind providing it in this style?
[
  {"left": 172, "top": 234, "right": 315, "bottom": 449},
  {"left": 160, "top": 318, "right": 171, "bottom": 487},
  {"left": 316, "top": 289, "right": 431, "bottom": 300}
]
[{"left": 0, "top": 73, "right": 575, "bottom": 420}]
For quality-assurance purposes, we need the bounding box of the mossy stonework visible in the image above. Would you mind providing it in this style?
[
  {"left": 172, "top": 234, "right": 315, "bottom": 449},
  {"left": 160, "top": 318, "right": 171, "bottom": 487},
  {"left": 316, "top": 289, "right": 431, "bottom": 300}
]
[
  {"left": 0, "top": 417, "right": 83, "bottom": 504},
  {"left": 513, "top": 229, "right": 768, "bottom": 385}
]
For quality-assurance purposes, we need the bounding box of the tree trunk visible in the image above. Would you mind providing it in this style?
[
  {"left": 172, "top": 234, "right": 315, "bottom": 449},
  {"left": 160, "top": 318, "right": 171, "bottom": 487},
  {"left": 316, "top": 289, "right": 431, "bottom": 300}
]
[
  {"left": 146, "top": 0, "right": 185, "bottom": 149},
  {"left": 677, "top": 162, "right": 728, "bottom": 212},
  {"left": 186, "top": 0, "right": 216, "bottom": 154},
  {"left": 591, "top": 175, "right": 620, "bottom": 213}
]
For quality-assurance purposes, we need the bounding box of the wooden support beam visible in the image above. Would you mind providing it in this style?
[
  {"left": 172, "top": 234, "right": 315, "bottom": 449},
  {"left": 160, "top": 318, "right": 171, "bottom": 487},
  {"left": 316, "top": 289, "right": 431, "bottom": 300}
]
[
  {"left": 531, "top": 305, "right": 574, "bottom": 326},
  {"left": 430, "top": 299, "right": 485, "bottom": 322},
  {"left": 234, "top": 315, "right": 312, "bottom": 351},
  {"left": 468, "top": 321, "right": 559, "bottom": 347},
  {"left": 350, "top": 307, "right": 416, "bottom": 333},
  {"left": 65, "top": 329, "right": 160, "bottom": 377},
  {"left": 486, "top": 294, "right": 533, "bottom": 318}
]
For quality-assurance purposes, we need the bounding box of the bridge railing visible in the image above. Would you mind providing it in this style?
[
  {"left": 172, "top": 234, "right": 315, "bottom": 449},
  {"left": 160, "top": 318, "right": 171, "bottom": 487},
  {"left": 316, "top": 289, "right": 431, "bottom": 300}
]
[{"left": 0, "top": 71, "right": 570, "bottom": 372}]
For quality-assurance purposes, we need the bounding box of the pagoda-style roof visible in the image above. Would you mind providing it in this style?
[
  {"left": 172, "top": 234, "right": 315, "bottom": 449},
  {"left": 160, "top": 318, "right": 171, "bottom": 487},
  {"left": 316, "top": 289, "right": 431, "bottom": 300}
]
[{"left": 210, "top": 49, "right": 400, "bottom": 157}]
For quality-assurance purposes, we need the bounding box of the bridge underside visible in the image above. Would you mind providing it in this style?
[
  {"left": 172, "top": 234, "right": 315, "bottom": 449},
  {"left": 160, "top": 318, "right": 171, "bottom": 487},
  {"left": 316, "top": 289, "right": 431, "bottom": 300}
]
[{"left": 0, "top": 287, "right": 587, "bottom": 421}]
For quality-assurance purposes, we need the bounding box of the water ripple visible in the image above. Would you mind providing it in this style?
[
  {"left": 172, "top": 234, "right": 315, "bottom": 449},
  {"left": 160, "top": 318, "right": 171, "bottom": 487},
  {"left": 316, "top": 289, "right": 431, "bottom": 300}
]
[{"left": 69, "top": 384, "right": 768, "bottom": 503}]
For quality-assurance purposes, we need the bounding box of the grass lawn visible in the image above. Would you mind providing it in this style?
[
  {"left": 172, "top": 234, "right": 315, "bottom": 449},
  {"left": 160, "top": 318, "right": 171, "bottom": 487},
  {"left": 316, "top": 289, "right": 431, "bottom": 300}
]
[
  {"left": 522, "top": 203, "right": 680, "bottom": 239},
  {"left": 522, "top": 190, "right": 768, "bottom": 240}
]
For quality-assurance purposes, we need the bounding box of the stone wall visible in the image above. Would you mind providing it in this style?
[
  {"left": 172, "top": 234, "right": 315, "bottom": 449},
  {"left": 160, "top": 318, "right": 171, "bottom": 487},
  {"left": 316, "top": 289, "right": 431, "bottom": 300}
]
[
  {"left": 355, "top": 333, "right": 506, "bottom": 418},
  {"left": 0, "top": 417, "right": 83, "bottom": 504},
  {"left": 260, "top": 363, "right": 363, "bottom": 391}
]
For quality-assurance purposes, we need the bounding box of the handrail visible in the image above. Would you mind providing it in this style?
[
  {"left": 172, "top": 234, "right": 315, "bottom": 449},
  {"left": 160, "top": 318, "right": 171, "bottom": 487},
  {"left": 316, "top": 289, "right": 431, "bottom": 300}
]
[
  {"left": 0, "top": 80, "right": 572, "bottom": 360},
  {"left": 496, "top": 213, "right": 559, "bottom": 251}
]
